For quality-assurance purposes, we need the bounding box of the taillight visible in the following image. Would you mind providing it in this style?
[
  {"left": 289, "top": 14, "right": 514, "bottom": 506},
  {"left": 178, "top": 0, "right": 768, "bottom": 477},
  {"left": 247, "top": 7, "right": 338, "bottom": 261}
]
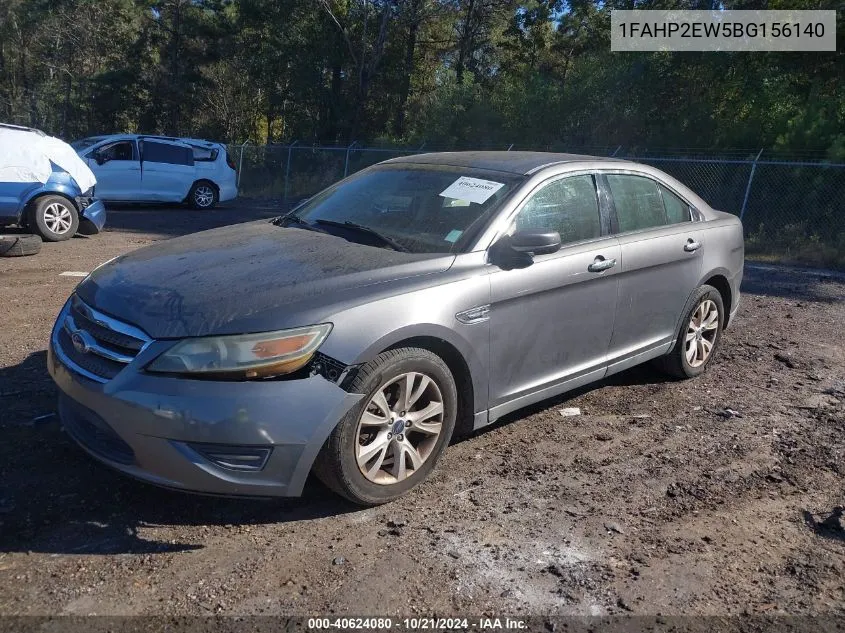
[{"left": 226, "top": 151, "right": 236, "bottom": 170}]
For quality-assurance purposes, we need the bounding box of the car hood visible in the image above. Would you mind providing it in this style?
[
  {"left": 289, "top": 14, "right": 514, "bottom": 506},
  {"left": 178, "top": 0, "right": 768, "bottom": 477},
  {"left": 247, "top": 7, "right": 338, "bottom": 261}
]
[{"left": 76, "top": 221, "right": 453, "bottom": 338}]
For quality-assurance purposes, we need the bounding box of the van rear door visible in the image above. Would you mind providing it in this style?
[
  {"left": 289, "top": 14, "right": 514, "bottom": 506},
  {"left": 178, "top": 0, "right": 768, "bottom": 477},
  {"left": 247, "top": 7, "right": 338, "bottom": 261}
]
[{"left": 139, "top": 140, "right": 195, "bottom": 202}]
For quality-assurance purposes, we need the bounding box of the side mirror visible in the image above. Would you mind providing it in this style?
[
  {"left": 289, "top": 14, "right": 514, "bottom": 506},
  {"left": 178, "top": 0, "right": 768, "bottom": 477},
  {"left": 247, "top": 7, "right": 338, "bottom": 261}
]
[
  {"left": 488, "top": 230, "right": 562, "bottom": 270},
  {"left": 93, "top": 151, "right": 106, "bottom": 165},
  {"left": 510, "top": 230, "right": 562, "bottom": 255}
]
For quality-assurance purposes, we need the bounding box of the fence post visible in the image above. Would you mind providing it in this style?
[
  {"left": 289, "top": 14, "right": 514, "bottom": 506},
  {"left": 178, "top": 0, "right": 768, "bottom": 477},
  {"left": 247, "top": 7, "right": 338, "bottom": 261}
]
[
  {"left": 283, "top": 140, "right": 299, "bottom": 208},
  {"left": 237, "top": 141, "right": 251, "bottom": 190},
  {"left": 344, "top": 141, "right": 358, "bottom": 177},
  {"left": 739, "top": 149, "right": 764, "bottom": 220}
]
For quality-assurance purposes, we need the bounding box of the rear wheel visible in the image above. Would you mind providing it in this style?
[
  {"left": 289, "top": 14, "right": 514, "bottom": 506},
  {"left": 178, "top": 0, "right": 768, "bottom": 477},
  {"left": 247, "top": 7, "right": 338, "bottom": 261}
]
[
  {"left": 29, "top": 195, "right": 78, "bottom": 242},
  {"left": 313, "top": 348, "right": 457, "bottom": 505},
  {"left": 654, "top": 284, "right": 724, "bottom": 379},
  {"left": 189, "top": 180, "right": 218, "bottom": 209}
]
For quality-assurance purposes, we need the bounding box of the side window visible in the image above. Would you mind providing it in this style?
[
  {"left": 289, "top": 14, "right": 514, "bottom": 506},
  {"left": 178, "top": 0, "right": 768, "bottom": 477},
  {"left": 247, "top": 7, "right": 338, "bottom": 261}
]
[
  {"left": 512, "top": 175, "right": 601, "bottom": 246},
  {"left": 606, "top": 174, "right": 666, "bottom": 232},
  {"left": 99, "top": 141, "right": 135, "bottom": 162},
  {"left": 142, "top": 141, "right": 194, "bottom": 166},
  {"left": 661, "top": 185, "right": 692, "bottom": 224}
]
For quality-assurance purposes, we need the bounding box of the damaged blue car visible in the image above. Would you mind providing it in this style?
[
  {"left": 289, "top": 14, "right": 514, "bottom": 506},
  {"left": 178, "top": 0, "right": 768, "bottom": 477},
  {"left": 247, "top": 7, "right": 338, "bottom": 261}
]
[{"left": 0, "top": 123, "right": 106, "bottom": 241}]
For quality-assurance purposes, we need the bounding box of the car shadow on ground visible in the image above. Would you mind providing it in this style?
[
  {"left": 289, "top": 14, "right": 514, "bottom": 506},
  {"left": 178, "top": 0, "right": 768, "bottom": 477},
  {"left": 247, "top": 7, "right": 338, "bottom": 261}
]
[
  {"left": 466, "top": 362, "right": 671, "bottom": 437},
  {"left": 0, "top": 226, "right": 28, "bottom": 236},
  {"left": 802, "top": 508, "right": 845, "bottom": 543},
  {"left": 0, "top": 225, "right": 93, "bottom": 239},
  {"left": 0, "top": 351, "right": 362, "bottom": 557}
]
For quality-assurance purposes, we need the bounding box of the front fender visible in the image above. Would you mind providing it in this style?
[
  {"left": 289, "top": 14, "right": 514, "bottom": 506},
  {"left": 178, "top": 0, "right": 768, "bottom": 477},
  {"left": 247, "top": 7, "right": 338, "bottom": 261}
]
[
  {"left": 318, "top": 271, "right": 492, "bottom": 416},
  {"left": 354, "top": 322, "right": 488, "bottom": 411}
]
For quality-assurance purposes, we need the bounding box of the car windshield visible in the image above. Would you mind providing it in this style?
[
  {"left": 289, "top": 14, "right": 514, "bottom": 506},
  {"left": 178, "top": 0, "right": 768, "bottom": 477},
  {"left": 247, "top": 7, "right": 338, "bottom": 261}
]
[
  {"left": 289, "top": 164, "right": 522, "bottom": 254},
  {"left": 70, "top": 137, "right": 106, "bottom": 151}
]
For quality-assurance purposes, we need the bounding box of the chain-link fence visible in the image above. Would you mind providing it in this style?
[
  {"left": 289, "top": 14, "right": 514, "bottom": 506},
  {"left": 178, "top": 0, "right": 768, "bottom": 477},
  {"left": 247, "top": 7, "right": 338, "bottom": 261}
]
[
  {"left": 232, "top": 143, "right": 426, "bottom": 202},
  {"left": 230, "top": 143, "right": 845, "bottom": 268}
]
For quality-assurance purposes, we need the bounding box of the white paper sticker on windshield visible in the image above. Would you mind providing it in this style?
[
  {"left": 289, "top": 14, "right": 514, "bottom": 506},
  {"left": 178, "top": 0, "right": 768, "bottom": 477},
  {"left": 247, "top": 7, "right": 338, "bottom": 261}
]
[
  {"left": 444, "top": 229, "right": 463, "bottom": 243},
  {"left": 439, "top": 177, "right": 505, "bottom": 205}
]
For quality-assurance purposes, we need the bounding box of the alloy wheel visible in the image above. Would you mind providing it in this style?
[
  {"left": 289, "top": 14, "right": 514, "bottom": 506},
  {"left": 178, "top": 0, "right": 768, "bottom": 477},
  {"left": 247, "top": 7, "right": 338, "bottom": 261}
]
[
  {"left": 194, "top": 185, "right": 215, "bottom": 208},
  {"left": 685, "top": 299, "right": 719, "bottom": 367},
  {"left": 43, "top": 202, "right": 73, "bottom": 234},
  {"left": 355, "top": 372, "right": 444, "bottom": 485}
]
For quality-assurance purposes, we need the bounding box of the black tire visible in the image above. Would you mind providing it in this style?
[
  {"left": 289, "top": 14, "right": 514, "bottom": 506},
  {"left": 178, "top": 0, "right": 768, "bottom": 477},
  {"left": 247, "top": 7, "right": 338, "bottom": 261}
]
[
  {"left": 313, "top": 347, "right": 458, "bottom": 506},
  {"left": 0, "top": 233, "right": 42, "bottom": 257},
  {"left": 188, "top": 180, "right": 219, "bottom": 209},
  {"left": 653, "top": 284, "right": 724, "bottom": 379},
  {"left": 28, "top": 195, "right": 79, "bottom": 242}
]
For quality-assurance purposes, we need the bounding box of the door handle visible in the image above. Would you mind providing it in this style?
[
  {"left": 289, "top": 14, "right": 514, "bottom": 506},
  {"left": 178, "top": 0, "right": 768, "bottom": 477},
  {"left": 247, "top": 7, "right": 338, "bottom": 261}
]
[
  {"left": 588, "top": 256, "right": 617, "bottom": 273},
  {"left": 684, "top": 239, "right": 701, "bottom": 252}
]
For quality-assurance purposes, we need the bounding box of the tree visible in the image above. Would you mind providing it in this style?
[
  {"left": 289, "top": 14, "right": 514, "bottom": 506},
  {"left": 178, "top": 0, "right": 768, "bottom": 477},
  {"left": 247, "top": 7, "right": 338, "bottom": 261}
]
[{"left": 0, "top": 0, "right": 839, "bottom": 158}]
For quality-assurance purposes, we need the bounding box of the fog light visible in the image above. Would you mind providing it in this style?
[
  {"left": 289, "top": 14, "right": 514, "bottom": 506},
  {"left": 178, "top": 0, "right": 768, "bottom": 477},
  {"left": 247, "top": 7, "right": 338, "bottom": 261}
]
[{"left": 189, "top": 443, "right": 272, "bottom": 471}]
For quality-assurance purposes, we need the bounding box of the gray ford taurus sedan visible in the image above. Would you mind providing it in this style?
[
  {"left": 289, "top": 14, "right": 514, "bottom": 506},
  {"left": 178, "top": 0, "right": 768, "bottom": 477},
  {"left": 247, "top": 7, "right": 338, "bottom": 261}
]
[{"left": 48, "top": 152, "right": 744, "bottom": 505}]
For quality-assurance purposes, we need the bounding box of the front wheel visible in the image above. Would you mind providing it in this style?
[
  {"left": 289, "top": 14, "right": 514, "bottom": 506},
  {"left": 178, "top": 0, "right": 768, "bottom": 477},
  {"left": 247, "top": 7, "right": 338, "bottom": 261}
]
[
  {"left": 29, "top": 195, "right": 79, "bottom": 242},
  {"left": 188, "top": 181, "right": 218, "bottom": 209},
  {"left": 313, "top": 348, "right": 457, "bottom": 505},
  {"left": 654, "top": 284, "right": 724, "bottom": 379}
]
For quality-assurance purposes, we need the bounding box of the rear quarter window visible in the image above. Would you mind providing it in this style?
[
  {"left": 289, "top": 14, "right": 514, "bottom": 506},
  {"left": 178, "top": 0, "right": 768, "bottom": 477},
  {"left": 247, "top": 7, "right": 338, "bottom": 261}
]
[
  {"left": 191, "top": 146, "right": 219, "bottom": 162},
  {"left": 661, "top": 185, "right": 692, "bottom": 224}
]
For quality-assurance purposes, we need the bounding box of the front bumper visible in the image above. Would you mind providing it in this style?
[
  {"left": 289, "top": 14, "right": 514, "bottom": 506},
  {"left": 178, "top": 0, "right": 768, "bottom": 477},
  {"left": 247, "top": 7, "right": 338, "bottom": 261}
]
[
  {"left": 47, "top": 336, "right": 361, "bottom": 498},
  {"left": 78, "top": 198, "right": 106, "bottom": 235}
]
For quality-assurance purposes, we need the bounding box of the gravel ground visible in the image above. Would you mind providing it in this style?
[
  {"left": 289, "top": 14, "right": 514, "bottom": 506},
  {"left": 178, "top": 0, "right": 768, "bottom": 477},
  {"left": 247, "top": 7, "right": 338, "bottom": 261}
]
[{"left": 0, "top": 202, "right": 843, "bottom": 618}]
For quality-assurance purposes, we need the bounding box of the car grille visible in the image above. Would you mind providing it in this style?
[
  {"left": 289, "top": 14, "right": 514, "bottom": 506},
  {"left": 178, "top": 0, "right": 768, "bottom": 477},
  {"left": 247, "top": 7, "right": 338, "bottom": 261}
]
[
  {"left": 60, "top": 396, "right": 135, "bottom": 465},
  {"left": 54, "top": 295, "right": 151, "bottom": 383}
]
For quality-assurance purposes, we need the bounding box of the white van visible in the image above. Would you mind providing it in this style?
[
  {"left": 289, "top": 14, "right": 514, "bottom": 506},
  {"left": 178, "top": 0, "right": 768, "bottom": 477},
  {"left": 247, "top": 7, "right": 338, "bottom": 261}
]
[{"left": 72, "top": 135, "right": 237, "bottom": 209}]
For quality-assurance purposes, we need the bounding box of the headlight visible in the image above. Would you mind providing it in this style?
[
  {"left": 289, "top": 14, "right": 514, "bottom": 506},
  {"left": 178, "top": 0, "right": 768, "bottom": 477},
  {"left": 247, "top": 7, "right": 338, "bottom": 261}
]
[{"left": 146, "top": 324, "right": 332, "bottom": 379}]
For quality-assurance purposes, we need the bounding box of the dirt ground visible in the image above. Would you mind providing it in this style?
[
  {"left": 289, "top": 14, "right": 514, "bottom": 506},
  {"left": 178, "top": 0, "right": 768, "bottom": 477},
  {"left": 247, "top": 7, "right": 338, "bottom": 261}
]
[{"left": 0, "top": 201, "right": 843, "bottom": 619}]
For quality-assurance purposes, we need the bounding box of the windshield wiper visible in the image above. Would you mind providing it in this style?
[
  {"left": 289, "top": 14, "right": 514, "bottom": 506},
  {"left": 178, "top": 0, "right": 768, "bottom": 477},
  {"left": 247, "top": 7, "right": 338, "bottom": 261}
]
[
  {"left": 314, "top": 219, "right": 409, "bottom": 252},
  {"left": 272, "top": 214, "right": 325, "bottom": 233}
]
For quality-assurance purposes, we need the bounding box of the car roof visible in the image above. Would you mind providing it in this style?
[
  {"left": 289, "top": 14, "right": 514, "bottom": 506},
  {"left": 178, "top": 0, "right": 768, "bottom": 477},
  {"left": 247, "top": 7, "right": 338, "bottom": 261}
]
[
  {"left": 384, "top": 150, "right": 713, "bottom": 215},
  {"left": 0, "top": 122, "right": 46, "bottom": 136},
  {"left": 383, "top": 151, "right": 631, "bottom": 175},
  {"left": 88, "top": 134, "right": 220, "bottom": 147}
]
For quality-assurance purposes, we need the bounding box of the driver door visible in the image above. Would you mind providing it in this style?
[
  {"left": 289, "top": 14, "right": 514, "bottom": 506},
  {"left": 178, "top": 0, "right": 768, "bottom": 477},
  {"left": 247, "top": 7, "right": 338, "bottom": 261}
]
[
  {"left": 487, "top": 173, "right": 621, "bottom": 419},
  {"left": 88, "top": 140, "right": 141, "bottom": 200}
]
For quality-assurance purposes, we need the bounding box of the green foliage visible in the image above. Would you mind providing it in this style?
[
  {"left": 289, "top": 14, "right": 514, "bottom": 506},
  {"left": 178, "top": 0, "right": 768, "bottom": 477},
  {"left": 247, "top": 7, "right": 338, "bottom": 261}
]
[
  {"left": 747, "top": 223, "right": 845, "bottom": 269},
  {"left": 0, "top": 0, "right": 841, "bottom": 153}
]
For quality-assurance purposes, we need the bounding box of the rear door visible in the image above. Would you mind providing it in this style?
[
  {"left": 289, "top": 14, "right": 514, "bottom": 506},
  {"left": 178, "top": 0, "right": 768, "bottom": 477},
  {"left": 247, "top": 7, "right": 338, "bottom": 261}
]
[
  {"left": 601, "top": 172, "right": 704, "bottom": 373},
  {"left": 87, "top": 140, "right": 141, "bottom": 200},
  {"left": 139, "top": 140, "right": 195, "bottom": 202}
]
